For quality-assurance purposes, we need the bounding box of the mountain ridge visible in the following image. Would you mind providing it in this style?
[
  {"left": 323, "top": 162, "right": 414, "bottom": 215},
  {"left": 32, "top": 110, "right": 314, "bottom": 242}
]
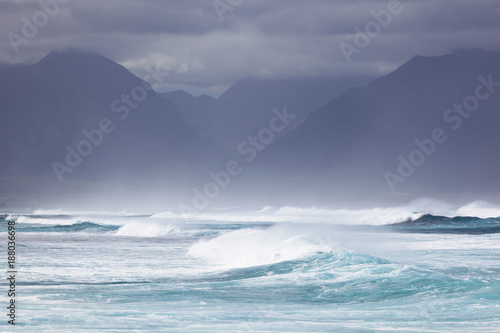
[
  {"left": 1, "top": 48, "right": 499, "bottom": 206},
  {"left": 0, "top": 49, "right": 204, "bottom": 195},
  {"left": 245, "top": 50, "right": 500, "bottom": 203}
]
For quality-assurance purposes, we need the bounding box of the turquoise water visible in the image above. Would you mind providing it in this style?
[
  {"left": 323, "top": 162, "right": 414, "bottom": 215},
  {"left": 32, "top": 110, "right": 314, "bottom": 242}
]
[{"left": 1, "top": 202, "right": 500, "bottom": 332}]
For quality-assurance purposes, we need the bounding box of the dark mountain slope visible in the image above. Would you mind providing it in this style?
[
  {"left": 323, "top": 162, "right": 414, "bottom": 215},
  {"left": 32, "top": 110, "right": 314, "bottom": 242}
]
[
  {"left": 0, "top": 50, "right": 203, "bottom": 194},
  {"left": 248, "top": 50, "right": 500, "bottom": 202}
]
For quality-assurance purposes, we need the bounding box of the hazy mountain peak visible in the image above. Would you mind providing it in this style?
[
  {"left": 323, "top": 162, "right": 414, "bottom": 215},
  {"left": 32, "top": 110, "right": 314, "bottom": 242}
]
[
  {"left": 0, "top": 49, "right": 203, "bottom": 188},
  {"left": 383, "top": 53, "right": 462, "bottom": 81},
  {"left": 35, "top": 49, "right": 127, "bottom": 74},
  {"left": 39, "top": 48, "right": 104, "bottom": 63},
  {"left": 256, "top": 49, "right": 500, "bottom": 200}
]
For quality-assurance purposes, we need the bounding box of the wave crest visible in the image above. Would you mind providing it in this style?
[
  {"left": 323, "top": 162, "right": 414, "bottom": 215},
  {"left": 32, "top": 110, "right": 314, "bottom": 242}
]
[
  {"left": 153, "top": 199, "right": 500, "bottom": 225},
  {"left": 188, "top": 227, "right": 332, "bottom": 269},
  {"left": 455, "top": 201, "right": 500, "bottom": 218},
  {"left": 114, "top": 222, "right": 176, "bottom": 237}
]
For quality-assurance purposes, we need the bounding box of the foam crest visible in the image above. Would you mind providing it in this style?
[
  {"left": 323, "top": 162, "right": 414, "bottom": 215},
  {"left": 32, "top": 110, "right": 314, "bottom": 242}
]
[
  {"left": 11, "top": 215, "right": 127, "bottom": 227},
  {"left": 15, "top": 215, "right": 82, "bottom": 225},
  {"left": 188, "top": 227, "right": 331, "bottom": 269},
  {"left": 32, "top": 209, "right": 142, "bottom": 216},
  {"left": 115, "top": 222, "right": 176, "bottom": 237},
  {"left": 154, "top": 198, "right": 500, "bottom": 225},
  {"left": 153, "top": 205, "right": 423, "bottom": 225},
  {"left": 151, "top": 209, "right": 272, "bottom": 222},
  {"left": 264, "top": 206, "right": 423, "bottom": 225},
  {"left": 455, "top": 201, "right": 500, "bottom": 218}
]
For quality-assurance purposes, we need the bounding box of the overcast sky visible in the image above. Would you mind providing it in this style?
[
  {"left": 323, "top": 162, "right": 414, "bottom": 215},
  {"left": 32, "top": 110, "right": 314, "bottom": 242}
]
[{"left": 1, "top": 0, "right": 499, "bottom": 96}]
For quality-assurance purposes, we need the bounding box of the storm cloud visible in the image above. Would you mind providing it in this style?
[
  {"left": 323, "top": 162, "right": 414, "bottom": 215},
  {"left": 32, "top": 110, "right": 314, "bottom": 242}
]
[{"left": 1, "top": 0, "right": 499, "bottom": 96}]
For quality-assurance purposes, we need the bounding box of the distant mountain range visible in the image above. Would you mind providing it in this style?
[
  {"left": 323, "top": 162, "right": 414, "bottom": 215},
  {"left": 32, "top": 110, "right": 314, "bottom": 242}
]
[
  {"left": 161, "top": 75, "right": 372, "bottom": 149},
  {"left": 0, "top": 50, "right": 204, "bottom": 195},
  {"left": 0, "top": 49, "right": 499, "bottom": 206},
  {"left": 252, "top": 50, "right": 500, "bottom": 203}
]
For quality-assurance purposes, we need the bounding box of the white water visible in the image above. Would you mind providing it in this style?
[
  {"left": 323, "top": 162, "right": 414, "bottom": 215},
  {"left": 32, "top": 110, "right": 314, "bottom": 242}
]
[
  {"left": 3, "top": 199, "right": 500, "bottom": 332},
  {"left": 188, "top": 227, "right": 332, "bottom": 269},
  {"left": 152, "top": 198, "right": 500, "bottom": 226},
  {"left": 115, "top": 222, "right": 177, "bottom": 237}
]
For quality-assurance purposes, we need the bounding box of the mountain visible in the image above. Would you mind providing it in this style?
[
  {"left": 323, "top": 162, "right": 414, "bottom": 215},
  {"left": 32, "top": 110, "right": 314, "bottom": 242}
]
[
  {"left": 2, "top": 48, "right": 499, "bottom": 208},
  {"left": 161, "top": 76, "right": 373, "bottom": 151},
  {"left": 246, "top": 50, "right": 500, "bottom": 203},
  {"left": 0, "top": 50, "right": 203, "bottom": 196},
  {"left": 160, "top": 90, "right": 218, "bottom": 138},
  {"left": 0, "top": 63, "right": 14, "bottom": 71}
]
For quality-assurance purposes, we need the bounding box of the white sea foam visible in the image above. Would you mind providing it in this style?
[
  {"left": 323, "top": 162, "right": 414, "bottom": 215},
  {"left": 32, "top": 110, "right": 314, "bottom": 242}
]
[
  {"left": 188, "top": 227, "right": 332, "bottom": 269},
  {"left": 15, "top": 215, "right": 82, "bottom": 225},
  {"left": 114, "top": 222, "right": 176, "bottom": 237},
  {"left": 9, "top": 198, "right": 500, "bottom": 230},
  {"left": 12, "top": 215, "right": 130, "bottom": 227},
  {"left": 153, "top": 205, "right": 423, "bottom": 225},
  {"left": 32, "top": 209, "right": 142, "bottom": 216},
  {"left": 455, "top": 201, "right": 500, "bottom": 218},
  {"left": 153, "top": 198, "right": 500, "bottom": 226},
  {"left": 9, "top": 211, "right": 144, "bottom": 227}
]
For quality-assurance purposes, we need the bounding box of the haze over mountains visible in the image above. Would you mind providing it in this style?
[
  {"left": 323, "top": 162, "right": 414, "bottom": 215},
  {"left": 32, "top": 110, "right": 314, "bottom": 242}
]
[
  {"left": 252, "top": 50, "right": 500, "bottom": 203},
  {"left": 0, "top": 50, "right": 210, "bottom": 205},
  {"left": 0, "top": 49, "right": 499, "bottom": 208},
  {"left": 162, "top": 75, "right": 372, "bottom": 149}
]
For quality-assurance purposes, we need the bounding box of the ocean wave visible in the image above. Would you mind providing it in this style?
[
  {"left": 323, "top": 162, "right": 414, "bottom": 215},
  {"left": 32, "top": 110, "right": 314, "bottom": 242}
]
[
  {"left": 187, "top": 227, "right": 495, "bottom": 307},
  {"left": 114, "top": 222, "right": 177, "bottom": 237},
  {"left": 455, "top": 201, "right": 500, "bottom": 219},
  {"left": 153, "top": 198, "right": 500, "bottom": 225},
  {"left": 389, "top": 214, "right": 500, "bottom": 234},
  {"left": 14, "top": 215, "right": 84, "bottom": 225},
  {"left": 31, "top": 209, "right": 147, "bottom": 217},
  {"left": 21, "top": 222, "right": 119, "bottom": 234},
  {"left": 6, "top": 199, "right": 500, "bottom": 230},
  {"left": 188, "top": 227, "right": 332, "bottom": 269},
  {"left": 8, "top": 213, "right": 145, "bottom": 229},
  {"left": 153, "top": 205, "right": 423, "bottom": 225}
]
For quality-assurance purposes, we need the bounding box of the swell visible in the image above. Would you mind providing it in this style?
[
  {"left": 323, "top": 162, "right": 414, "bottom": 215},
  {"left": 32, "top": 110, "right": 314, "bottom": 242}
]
[
  {"left": 20, "top": 248, "right": 496, "bottom": 305},
  {"left": 1, "top": 215, "right": 119, "bottom": 233},
  {"left": 190, "top": 251, "right": 497, "bottom": 304},
  {"left": 18, "top": 221, "right": 120, "bottom": 233},
  {"left": 388, "top": 214, "right": 500, "bottom": 234}
]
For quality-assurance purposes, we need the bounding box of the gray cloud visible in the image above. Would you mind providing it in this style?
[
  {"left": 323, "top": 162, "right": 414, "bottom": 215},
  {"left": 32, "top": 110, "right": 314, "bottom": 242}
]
[{"left": 1, "top": 0, "right": 499, "bottom": 96}]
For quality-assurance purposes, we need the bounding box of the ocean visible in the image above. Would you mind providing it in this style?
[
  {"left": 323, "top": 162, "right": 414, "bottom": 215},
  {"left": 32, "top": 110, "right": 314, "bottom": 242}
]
[{"left": 2, "top": 199, "right": 500, "bottom": 332}]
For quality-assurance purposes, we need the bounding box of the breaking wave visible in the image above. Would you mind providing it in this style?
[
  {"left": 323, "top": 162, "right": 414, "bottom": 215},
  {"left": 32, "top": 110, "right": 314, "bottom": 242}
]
[
  {"left": 114, "top": 222, "right": 177, "bottom": 237},
  {"left": 153, "top": 199, "right": 500, "bottom": 225}
]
